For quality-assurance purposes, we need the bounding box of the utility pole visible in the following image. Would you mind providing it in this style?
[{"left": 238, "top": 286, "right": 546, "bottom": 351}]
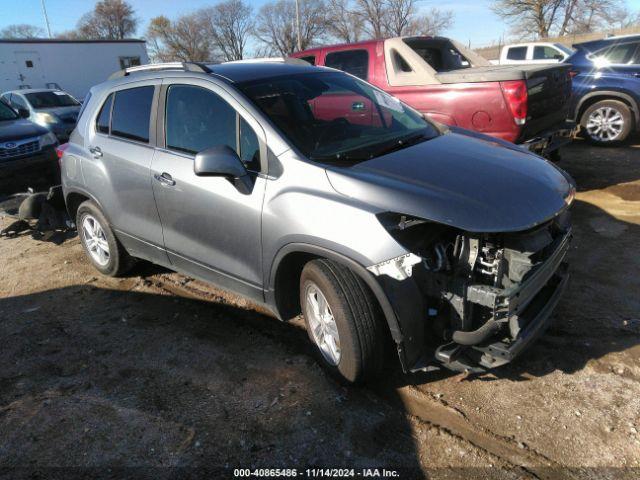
[
  {"left": 41, "top": 0, "right": 52, "bottom": 38},
  {"left": 294, "top": 0, "right": 302, "bottom": 52}
]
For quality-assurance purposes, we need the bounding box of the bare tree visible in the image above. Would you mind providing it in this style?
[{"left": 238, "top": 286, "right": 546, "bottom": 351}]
[
  {"left": 355, "top": 0, "right": 388, "bottom": 39},
  {"left": 202, "top": 0, "right": 254, "bottom": 61},
  {"left": 604, "top": 6, "right": 640, "bottom": 30},
  {"left": 385, "top": 0, "right": 417, "bottom": 37},
  {"left": 146, "top": 14, "right": 214, "bottom": 63},
  {"left": 408, "top": 7, "right": 454, "bottom": 36},
  {"left": 492, "top": 0, "right": 633, "bottom": 39},
  {"left": 0, "top": 24, "right": 45, "bottom": 39},
  {"left": 326, "top": 0, "right": 364, "bottom": 43},
  {"left": 76, "top": 0, "right": 138, "bottom": 39},
  {"left": 491, "top": 0, "right": 564, "bottom": 39},
  {"left": 255, "top": 0, "right": 328, "bottom": 55}
]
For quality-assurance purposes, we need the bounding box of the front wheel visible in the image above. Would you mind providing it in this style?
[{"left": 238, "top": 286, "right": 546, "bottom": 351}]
[
  {"left": 300, "top": 259, "right": 386, "bottom": 383},
  {"left": 581, "top": 99, "right": 633, "bottom": 145}
]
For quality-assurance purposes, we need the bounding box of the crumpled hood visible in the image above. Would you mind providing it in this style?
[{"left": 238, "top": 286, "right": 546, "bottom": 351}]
[
  {"left": 325, "top": 130, "right": 575, "bottom": 233},
  {"left": 0, "top": 119, "right": 49, "bottom": 142}
]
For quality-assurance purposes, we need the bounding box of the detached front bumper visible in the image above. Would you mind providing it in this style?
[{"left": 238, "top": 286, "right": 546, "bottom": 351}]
[{"left": 522, "top": 121, "right": 578, "bottom": 156}]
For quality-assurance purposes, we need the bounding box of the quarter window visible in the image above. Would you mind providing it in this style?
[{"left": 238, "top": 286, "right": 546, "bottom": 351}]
[
  {"left": 506, "top": 47, "right": 527, "bottom": 61},
  {"left": 597, "top": 42, "right": 640, "bottom": 65},
  {"left": 96, "top": 93, "right": 113, "bottom": 134},
  {"left": 325, "top": 50, "right": 369, "bottom": 80},
  {"left": 165, "top": 85, "right": 261, "bottom": 170},
  {"left": 111, "top": 86, "right": 154, "bottom": 143}
]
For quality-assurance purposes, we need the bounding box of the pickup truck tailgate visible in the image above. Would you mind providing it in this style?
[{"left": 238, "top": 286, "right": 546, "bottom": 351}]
[
  {"left": 521, "top": 64, "right": 573, "bottom": 141},
  {"left": 436, "top": 64, "right": 572, "bottom": 140}
]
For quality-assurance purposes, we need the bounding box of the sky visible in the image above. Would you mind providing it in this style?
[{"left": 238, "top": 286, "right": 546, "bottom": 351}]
[{"left": 1, "top": 0, "right": 640, "bottom": 49}]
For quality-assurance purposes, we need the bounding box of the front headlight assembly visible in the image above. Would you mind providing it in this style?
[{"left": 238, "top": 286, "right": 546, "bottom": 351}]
[{"left": 35, "top": 112, "right": 58, "bottom": 125}]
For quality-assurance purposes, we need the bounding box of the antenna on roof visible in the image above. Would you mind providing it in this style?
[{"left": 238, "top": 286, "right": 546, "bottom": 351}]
[{"left": 40, "top": 0, "right": 52, "bottom": 38}]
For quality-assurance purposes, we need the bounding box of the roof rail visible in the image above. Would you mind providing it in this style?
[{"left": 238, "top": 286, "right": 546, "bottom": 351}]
[{"left": 108, "top": 62, "right": 211, "bottom": 80}]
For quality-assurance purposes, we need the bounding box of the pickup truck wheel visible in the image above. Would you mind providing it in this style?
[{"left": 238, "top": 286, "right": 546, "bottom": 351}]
[
  {"left": 581, "top": 100, "right": 633, "bottom": 145},
  {"left": 300, "top": 259, "right": 385, "bottom": 383},
  {"left": 77, "top": 200, "right": 134, "bottom": 277}
]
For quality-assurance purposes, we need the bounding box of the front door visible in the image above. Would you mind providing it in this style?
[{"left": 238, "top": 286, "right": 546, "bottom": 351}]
[
  {"left": 14, "top": 52, "right": 44, "bottom": 89},
  {"left": 151, "top": 80, "right": 267, "bottom": 301}
]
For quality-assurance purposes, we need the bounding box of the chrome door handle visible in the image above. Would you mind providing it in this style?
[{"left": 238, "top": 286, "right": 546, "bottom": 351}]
[
  {"left": 154, "top": 172, "right": 176, "bottom": 186},
  {"left": 88, "top": 146, "right": 102, "bottom": 158}
]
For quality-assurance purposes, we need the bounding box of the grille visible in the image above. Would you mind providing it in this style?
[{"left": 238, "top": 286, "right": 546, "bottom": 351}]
[{"left": 0, "top": 139, "right": 41, "bottom": 159}]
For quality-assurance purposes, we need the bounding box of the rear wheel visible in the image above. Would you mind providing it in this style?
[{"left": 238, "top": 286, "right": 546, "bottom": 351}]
[
  {"left": 581, "top": 99, "right": 633, "bottom": 145},
  {"left": 300, "top": 259, "right": 386, "bottom": 383},
  {"left": 77, "top": 200, "right": 134, "bottom": 277}
]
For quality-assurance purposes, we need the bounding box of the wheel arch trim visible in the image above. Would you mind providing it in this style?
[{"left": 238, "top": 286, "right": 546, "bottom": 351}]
[
  {"left": 575, "top": 90, "right": 639, "bottom": 126},
  {"left": 267, "top": 243, "right": 405, "bottom": 345}
]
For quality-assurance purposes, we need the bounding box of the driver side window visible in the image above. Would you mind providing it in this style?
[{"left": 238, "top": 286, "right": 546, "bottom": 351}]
[{"left": 165, "top": 84, "right": 261, "bottom": 172}]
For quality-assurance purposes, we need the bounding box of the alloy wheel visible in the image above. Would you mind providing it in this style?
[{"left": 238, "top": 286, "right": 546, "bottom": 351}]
[
  {"left": 81, "top": 214, "right": 110, "bottom": 266},
  {"left": 304, "top": 282, "right": 341, "bottom": 366},
  {"left": 586, "top": 106, "right": 624, "bottom": 142}
]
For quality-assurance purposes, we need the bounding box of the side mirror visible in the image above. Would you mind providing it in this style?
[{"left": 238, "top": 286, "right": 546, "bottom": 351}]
[
  {"left": 553, "top": 54, "right": 564, "bottom": 61},
  {"left": 194, "top": 145, "right": 247, "bottom": 178},
  {"left": 18, "top": 108, "right": 30, "bottom": 118}
]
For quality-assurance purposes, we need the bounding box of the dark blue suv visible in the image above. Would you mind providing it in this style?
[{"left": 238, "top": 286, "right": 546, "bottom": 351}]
[{"left": 566, "top": 35, "right": 640, "bottom": 145}]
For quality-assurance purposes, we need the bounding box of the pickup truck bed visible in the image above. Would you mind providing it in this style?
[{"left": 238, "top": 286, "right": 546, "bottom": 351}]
[
  {"left": 435, "top": 63, "right": 572, "bottom": 83},
  {"left": 292, "top": 36, "right": 576, "bottom": 156}
]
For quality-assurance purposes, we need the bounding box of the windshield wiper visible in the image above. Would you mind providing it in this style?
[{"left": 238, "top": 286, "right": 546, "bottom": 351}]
[{"left": 369, "top": 131, "right": 431, "bottom": 158}]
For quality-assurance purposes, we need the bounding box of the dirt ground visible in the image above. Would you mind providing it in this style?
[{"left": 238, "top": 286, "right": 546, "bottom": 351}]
[{"left": 0, "top": 139, "right": 639, "bottom": 479}]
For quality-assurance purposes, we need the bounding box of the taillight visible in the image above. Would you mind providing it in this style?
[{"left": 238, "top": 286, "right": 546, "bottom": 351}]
[
  {"left": 56, "top": 143, "right": 69, "bottom": 166},
  {"left": 569, "top": 70, "right": 579, "bottom": 78},
  {"left": 500, "top": 80, "right": 528, "bottom": 126}
]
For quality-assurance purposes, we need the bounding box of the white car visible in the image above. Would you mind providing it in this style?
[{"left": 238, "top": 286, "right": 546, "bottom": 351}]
[{"left": 490, "top": 42, "right": 574, "bottom": 65}]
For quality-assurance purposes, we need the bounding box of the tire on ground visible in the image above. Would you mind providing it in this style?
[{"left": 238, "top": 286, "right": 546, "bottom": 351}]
[
  {"left": 76, "top": 200, "right": 134, "bottom": 277},
  {"left": 300, "top": 259, "right": 386, "bottom": 383},
  {"left": 580, "top": 99, "right": 634, "bottom": 145}
]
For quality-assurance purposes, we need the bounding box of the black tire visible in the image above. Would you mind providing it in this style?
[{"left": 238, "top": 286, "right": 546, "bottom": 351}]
[
  {"left": 580, "top": 99, "right": 633, "bottom": 145},
  {"left": 300, "top": 259, "right": 386, "bottom": 383},
  {"left": 76, "top": 200, "right": 134, "bottom": 277}
]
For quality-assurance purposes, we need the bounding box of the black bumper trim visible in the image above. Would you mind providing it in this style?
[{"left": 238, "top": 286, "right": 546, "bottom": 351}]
[{"left": 477, "top": 263, "right": 570, "bottom": 368}]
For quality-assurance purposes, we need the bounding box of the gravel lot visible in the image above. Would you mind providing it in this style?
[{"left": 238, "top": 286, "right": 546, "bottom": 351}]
[{"left": 0, "top": 139, "right": 639, "bottom": 479}]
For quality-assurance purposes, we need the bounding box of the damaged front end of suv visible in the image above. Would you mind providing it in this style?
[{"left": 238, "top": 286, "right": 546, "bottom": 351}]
[
  {"left": 324, "top": 129, "right": 576, "bottom": 374},
  {"left": 372, "top": 209, "right": 572, "bottom": 373}
]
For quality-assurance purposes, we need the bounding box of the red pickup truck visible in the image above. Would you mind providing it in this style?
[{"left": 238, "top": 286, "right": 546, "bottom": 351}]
[{"left": 291, "top": 36, "right": 576, "bottom": 157}]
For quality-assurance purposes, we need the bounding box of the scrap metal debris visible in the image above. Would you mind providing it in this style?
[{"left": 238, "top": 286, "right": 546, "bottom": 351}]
[{"left": 0, "top": 186, "right": 74, "bottom": 244}]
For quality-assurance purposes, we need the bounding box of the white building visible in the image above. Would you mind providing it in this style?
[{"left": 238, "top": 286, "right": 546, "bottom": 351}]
[{"left": 0, "top": 39, "right": 149, "bottom": 100}]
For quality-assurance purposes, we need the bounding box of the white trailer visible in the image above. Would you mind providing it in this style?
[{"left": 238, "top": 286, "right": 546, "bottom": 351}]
[{"left": 0, "top": 39, "right": 149, "bottom": 100}]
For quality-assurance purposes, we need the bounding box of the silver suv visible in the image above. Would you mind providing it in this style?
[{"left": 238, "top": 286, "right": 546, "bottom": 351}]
[{"left": 61, "top": 62, "right": 575, "bottom": 383}]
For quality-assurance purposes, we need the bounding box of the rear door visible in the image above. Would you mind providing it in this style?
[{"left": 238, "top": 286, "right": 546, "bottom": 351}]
[
  {"left": 150, "top": 78, "right": 267, "bottom": 300},
  {"left": 82, "top": 80, "right": 167, "bottom": 264}
]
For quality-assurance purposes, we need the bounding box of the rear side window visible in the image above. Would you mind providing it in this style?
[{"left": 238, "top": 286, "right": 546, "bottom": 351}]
[
  {"left": 325, "top": 50, "right": 369, "bottom": 80},
  {"left": 111, "top": 86, "right": 154, "bottom": 143},
  {"left": 533, "top": 46, "right": 560, "bottom": 60},
  {"left": 300, "top": 55, "right": 316, "bottom": 66},
  {"left": 96, "top": 93, "right": 112, "bottom": 134},
  {"left": 507, "top": 47, "right": 527, "bottom": 60},
  {"left": 596, "top": 42, "right": 640, "bottom": 65}
]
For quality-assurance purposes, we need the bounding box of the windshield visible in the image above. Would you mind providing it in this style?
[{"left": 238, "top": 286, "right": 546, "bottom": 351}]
[
  {"left": 25, "top": 91, "right": 79, "bottom": 108},
  {"left": 0, "top": 101, "right": 19, "bottom": 121},
  {"left": 239, "top": 72, "right": 438, "bottom": 162}
]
